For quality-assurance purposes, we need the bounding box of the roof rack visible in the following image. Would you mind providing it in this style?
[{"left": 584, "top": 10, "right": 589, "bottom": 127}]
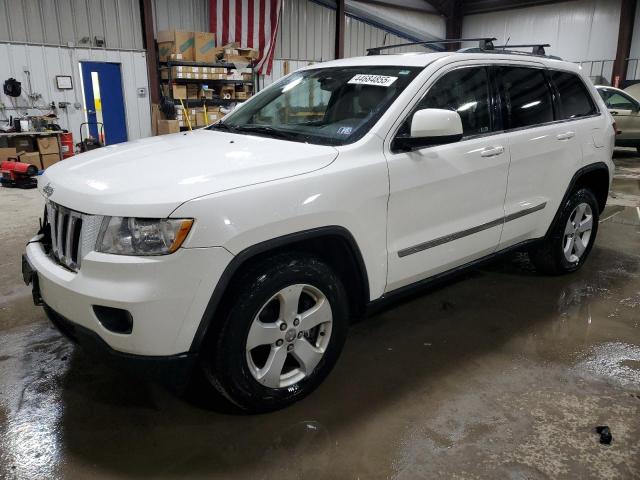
[
  {"left": 494, "top": 43, "right": 550, "bottom": 56},
  {"left": 366, "top": 37, "right": 496, "bottom": 55}
]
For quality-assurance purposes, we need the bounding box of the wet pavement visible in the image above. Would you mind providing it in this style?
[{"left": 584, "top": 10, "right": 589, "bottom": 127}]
[{"left": 0, "top": 150, "right": 639, "bottom": 479}]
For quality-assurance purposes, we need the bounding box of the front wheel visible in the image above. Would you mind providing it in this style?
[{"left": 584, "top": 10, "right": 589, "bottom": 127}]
[
  {"left": 200, "top": 253, "right": 349, "bottom": 413},
  {"left": 529, "top": 188, "right": 599, "bottom": 274}
]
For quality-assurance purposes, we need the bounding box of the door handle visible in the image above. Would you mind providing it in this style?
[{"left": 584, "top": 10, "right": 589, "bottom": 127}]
[
  {"left": 610, "top": 111, "right": 619, "bottom": 116},
  {"left": 480, "top": 146, "right": 504, "bottom": 157},
  {"left": 556, "top": 131, "right": 575, "bottom": 141}
]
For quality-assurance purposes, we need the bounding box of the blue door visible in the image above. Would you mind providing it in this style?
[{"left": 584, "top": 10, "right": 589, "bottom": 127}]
[{"left": 80, "top": 62, "right": 128, "bottom": 145}]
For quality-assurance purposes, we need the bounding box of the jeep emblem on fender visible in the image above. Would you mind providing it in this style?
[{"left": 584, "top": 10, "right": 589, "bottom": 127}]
[{"left": 42, "top": 183, "right": 54, "bottom": 198}]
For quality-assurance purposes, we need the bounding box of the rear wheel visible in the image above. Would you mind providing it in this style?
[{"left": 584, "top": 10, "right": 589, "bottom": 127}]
[
  {"left": 200, "top": 253, "right": 349, "bottom": 413},
  {"left": 530, "top": 188, "right": 599, "bottom": 274}
]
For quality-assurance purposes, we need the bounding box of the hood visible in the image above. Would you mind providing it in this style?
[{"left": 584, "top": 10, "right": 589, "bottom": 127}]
[{"left": 40, "top": 130, "right": 338, "bottom": 217}]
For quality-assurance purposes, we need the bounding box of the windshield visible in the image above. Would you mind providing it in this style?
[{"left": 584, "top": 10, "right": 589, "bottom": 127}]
[{"left": 210, "top": 66, "right": 421, "bottom": 146}]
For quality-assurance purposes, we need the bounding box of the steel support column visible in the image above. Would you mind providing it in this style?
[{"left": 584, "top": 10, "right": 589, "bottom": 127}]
[
  {"left": 611, "top": 0, "right": 638, "bottom": 87},
  {"left": 335, "top": 0, "right": 345, "bottom": 59},
  {"left": 140, "top": 0, "right": 160, "bottom": 104}
]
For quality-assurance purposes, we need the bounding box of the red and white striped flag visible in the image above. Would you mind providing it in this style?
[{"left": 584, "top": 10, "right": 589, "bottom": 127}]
[{"left": 209, "top": 0, "right": 282, "bottom": 75}]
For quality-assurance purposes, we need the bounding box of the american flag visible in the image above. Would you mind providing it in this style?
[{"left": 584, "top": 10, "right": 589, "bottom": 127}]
[{"left": 209, "top": 0, "right": 283, "bottom": 75}]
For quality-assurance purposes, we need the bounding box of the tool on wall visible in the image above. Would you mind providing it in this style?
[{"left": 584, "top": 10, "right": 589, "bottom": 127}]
[{"left": 3, "top": 78, "right": 22, "bottom": 97}]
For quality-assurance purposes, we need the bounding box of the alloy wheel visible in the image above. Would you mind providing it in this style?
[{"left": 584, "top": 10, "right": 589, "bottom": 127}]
[
  {"left": 245, "top": 284, "right": 333, "bottom": 389},
  {"left": 563, "top": 202, "right": 593, "bottom": 263}
]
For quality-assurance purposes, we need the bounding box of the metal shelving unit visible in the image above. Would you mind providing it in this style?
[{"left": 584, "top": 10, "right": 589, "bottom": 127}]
[{"left": 158, "top": 59, "right": 255, "bottom": 130}]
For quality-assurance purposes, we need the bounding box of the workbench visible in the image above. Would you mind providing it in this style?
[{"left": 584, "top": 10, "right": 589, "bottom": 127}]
[{"left": 0, "top": 131, "right": 64, "bottom": 168}]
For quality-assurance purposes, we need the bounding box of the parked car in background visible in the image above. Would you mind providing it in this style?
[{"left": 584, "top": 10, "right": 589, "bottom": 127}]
[
  {"left": 624, "top": 82, "right": 640, "bottom": 103},
  {"left": 596, "top": 85, "right": 640, "bottom": 153}
]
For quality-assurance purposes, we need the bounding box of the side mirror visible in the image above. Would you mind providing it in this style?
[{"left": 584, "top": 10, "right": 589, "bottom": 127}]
[{"left": 393, "top": 108, "right": 464, "bottom": 152}]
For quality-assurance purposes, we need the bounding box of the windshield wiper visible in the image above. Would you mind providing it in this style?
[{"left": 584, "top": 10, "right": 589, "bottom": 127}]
[
  {"left": 208, "top": 122, "right": 235, "bottom": 132},
  {"left": 233, "top": 124, "right": 301, "bottom": 141}
]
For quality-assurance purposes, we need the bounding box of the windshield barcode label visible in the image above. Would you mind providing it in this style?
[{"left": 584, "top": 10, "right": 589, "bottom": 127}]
[{"left": 348, "top": 74, "right": 398, "bottom": 87}]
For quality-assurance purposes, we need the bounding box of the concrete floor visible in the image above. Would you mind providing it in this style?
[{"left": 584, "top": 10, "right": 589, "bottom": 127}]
[{"left": 1, "top": 151, "right": 639, "bottom": 480}]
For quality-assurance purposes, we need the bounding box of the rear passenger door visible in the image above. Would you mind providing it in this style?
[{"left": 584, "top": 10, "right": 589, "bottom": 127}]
[
  {"left": 385, "top": 65, "right": 511, "bottom": 291},
  {"left": 497, "top": 65, "right": 584, "bottom": 249}
]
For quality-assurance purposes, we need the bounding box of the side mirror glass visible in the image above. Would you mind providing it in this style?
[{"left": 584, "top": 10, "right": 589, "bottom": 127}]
[{"left": 393, "top": 108, "right": 464, "bottom": 152}]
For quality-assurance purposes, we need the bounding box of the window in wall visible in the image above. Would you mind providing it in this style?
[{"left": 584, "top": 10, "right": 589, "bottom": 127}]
[
  {"left": 498, "top": 67, "right": 554, "bottom": 129},
  {"left": 551, "top": 71, "right": 597, "bottom": 119}
]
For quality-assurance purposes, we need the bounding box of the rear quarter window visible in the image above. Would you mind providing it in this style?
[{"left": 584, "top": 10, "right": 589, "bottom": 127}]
[{"left": 551, "top": 71, "right": 598, "bottom": 119}]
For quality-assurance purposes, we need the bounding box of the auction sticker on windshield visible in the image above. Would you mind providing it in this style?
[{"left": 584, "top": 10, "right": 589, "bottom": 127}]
[{"left": 348, "top": 74, "right": 398, "bottom": 87}]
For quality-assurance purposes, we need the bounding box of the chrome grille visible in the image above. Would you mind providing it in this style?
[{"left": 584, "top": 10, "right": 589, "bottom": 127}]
[{"left": 46, "top": 201, "right": 102, "bottom": 272}]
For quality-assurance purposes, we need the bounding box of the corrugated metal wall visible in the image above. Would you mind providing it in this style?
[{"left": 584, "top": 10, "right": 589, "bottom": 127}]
[
  {"left": 462, "top": 0, "right": 622, "bottom": 81},
  {"left": 275, "top": 0, "right": 336, "bottom": 62},
  {"left": 0, "top": 0, "right": 143, "bottom": 50},
  {"left": 0, "top": 42, "right": 152, "bottom": 142},
  {"left": 152, "top": 0, "right": 209, "bottom": 35},
  {"left": 344, "top": 15, "right": 432, "bottom": 57},
  {"left": 265, "top": 0, "right": 442, "bottom": 86}
]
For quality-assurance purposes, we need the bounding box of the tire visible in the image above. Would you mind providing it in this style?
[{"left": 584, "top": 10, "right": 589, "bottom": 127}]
[
  {"left": 199, "top": 252, "right": 349, "bottom": 413},
  {"left": 529, "top": 188, "right": 599, "bottom": 274}
]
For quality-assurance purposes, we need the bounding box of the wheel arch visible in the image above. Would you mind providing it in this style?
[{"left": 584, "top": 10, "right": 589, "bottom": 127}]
[
  {"left": 189, "top": 226, "right": 370, "bottom": 353},
  {"left": 545, "top": 162, "right": 610, "bottom": 238}
]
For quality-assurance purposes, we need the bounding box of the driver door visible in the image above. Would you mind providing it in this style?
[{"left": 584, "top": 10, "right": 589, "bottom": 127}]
[{"left": 385, "top": 65, "right": 510, "bottom": 291}]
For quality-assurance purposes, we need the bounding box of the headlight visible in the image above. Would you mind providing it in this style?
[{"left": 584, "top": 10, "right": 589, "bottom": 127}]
[{"left": 96, "top": 217, "right": 194, "bottom": 255}]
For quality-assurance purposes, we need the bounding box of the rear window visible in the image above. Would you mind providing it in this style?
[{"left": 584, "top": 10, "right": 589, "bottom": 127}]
[
  {"left": 551, "top": 71, "right": 597, "bottom": 119},
  {"left": 498, "top": 67, "right": 554, "bottom": 129}
]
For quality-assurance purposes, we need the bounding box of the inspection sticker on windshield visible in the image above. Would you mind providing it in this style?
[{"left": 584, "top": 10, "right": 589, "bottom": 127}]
[{"left": 348, "top": 74, "right": 398, "bottom": 87}]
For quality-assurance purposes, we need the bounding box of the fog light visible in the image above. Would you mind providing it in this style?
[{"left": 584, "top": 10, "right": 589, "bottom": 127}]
[{"left": 93, "top": 305, "right": 133, "bottom": 334}]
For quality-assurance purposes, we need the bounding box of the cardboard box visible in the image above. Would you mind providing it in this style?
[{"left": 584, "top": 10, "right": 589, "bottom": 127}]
[
  {"left": 41, "top": 153, "right": 60, "bottom": 169},
  {"left": 202, "top": 88, "right": 214, "bottom": 99},
  {"left": 237, "top": 48, "right": 259, "bottom": 60},
  {"left": 172, "top": 85, "right": 187, "bottom": 99},
  {"left": 169, "top": 53, "right": 183, "bottom": 61},
  {"left": 9, "top": 137, "right": 34, "bottom": 152},
  {"left": 157, "top": 120, "right": 180, "bottom": 135},
  {"left": 37, "top": 136, "right": 59, "bottom": 155},
  {"left": 195, "top": 32, "right": 217, "bottom": 62},
  {"left": 235, "top": 91, "right": 249, "bottom": 100},
  {"left": 18, "top": 152, "right": 42, "bottom": 169},
  {"left": 220, "top": 86, "right": 235, "bottom": 100},
  {"left": 195, "top": 111, "right": 207, "bottom": 127},
  {"left": 187, "top": 85, "right": 201, "bottom": 99},
  {"left": 157, "top": 30, "right": 195, "bottom": 61},
  {"left": 0, "top": 147, "right": 17, "bottom": 161}
]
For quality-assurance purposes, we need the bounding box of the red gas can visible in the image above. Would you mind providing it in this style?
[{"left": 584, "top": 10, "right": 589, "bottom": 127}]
[{"left": 60, "top": 132, "right": 74, "bottom": 158}]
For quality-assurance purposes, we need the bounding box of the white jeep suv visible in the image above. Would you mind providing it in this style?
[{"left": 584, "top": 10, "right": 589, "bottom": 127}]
[{"left": 23, "top": 49, "right": 614, "bottom": 412}]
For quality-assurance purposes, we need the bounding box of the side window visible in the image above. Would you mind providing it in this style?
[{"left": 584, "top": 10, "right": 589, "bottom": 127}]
[
  {"left": 498, "top": 67, "right": 554, "bottom": 129},
  {"left": 602, "top": 91, "right": 637, "bottom": 110},
  {"left": 551, "top": 71, "right": 597, "bottom": 119},
  {"left": 401, "top": 67, "right": 491, "bottom": 137}
]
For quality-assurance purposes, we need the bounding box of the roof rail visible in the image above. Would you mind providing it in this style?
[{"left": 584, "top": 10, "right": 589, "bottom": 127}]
[
  {"left": 366, "top": 37, "right": 496, "bottom": 56},
  {"left": 494, "top": 43, "right": 551, "bottom": 56}
]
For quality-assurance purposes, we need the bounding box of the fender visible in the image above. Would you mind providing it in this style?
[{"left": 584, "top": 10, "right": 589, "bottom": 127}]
[
  {"left": 544, "top": 161, "right": 610, "bottom": 239},
  {"left": 189, "top": 226, "right": 369, "bottom": 353}
]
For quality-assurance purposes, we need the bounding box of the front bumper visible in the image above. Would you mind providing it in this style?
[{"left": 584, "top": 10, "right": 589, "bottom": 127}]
[
  {"left": 43, "top": 303, "right": 197, "bottom": 390},
  {"left": 25, "top": 238, "right": 234, "bottom": 356}
]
